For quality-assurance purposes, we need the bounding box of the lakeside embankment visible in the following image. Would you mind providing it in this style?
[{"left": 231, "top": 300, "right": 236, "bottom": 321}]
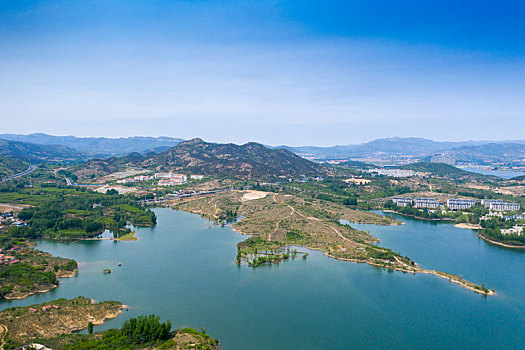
[
  {"left": 478, "top": 234, "right": 525, "bottom": 249},
  {"left": 382, "top": 209, "right": 454, "bottom": 222}
]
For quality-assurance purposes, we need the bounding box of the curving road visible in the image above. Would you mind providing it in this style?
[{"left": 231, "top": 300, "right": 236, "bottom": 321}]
[{"left": 0, "top": 164, "right": 37, "bottom": 182}]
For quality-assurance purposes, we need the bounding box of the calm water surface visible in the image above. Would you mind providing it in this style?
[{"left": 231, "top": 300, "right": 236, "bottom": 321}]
[
  {"left": 460, "top": 167, "right": 525, "bottom": 179},
  {"left": 2, "top": 208, "right": 525, "bottom": 349}
]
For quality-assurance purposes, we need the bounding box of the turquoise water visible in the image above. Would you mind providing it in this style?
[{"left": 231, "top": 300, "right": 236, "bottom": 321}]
[{"left": 2, "top": 208, "right": 525, "bottom": 349}]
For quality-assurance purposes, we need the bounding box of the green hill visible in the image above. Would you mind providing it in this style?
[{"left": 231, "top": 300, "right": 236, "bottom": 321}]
[
  {"left": 512, "top": 175, "right": 525, "bottom": 182},
  {"left": 0, "top": 155, "right": 29, "bottom": 178},
  {"left": 75, "top": 138, "right": 326, "bottom": 180}
]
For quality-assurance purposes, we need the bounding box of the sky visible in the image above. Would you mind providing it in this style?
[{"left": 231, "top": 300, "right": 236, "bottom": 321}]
[{"left": 0, "top": 0, "right": 524, "bottom": 146}]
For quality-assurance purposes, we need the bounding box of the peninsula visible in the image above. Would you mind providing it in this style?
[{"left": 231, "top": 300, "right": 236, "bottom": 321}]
[{"left": 174, "top": 190, "right": 494, "bottom": 295}]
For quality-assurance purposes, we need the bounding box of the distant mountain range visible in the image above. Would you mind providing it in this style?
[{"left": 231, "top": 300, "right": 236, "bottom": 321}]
[
  {"left": 2, "top": 134, "right": 524, "bottom": 167},
  {"left": 276, "top": 137, "right": 525, "bottom": 165},
  {"left": 0, "top": 133, "right": 183, "bottom": 156},
  {"left": 0, "top": 139, "right": 83, "bottom": 163},
  {"left": 74, "top": 138, "right": 325, "bottom": 180}
]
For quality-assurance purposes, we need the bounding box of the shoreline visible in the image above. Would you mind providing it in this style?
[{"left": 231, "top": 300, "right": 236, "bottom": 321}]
[
  {"left": 227, "top": 214, "right": 495, "bottom": 296},
  {"left": 4, "top": 285, "right": 58, "bottom": 300},
  {"left": 382, "top": 210, "right": 454, "bottom": 222},
  {"left": 478, "top": 234, "right": 525, "bottom": 249},
  {"left": 324, "top": 252, "right": 494, "bottom": 296},
  {"left": 3, "top": 269, "right": 78, "bottom": 301}
]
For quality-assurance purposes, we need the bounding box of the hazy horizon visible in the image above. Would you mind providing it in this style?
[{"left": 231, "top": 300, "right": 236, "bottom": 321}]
[
  {"left": 2, "top": 132, "right": 525, "bottom": 148},
  {"left": 1, "top": 1, "right": 524, "bottom": 145}
]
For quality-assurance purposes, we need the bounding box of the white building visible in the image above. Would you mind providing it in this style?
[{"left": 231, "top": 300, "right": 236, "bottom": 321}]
[
  {"left": 155, "top": 173, "right": 171, "bottom": 179},
  {"left": 134, "top": 175, "right": 154, "bottom": 181},
  {"left": 155, "top": 172, "right": 188, "bottom": 183},
  {"left": 116, "top": 178, "right": 136, "bottom": 184},
  {"left": 368, "top": 168, "right": 423, "bottom": 178},
  {"left": 414, "top": 198, "right": 439, "bottom": 209},
  {"left": 393, "top": 197, "right": 412, "bottom": 207},
  {"left": 501, "top": 225, "right": 524, "bottom": 236},
  {"left": 489, "top": 202, "right": 520, "bottom": 212},
  {"left": 481, "top": 199, "right": 503, "bottom": 208},
  {"left": 190, "top": 174, "right": 205, "bottom": 180},
  {"left": 158, "top": 179, "right": 183, "bottom": 186},
  {"left": 431, "top": 153, "right": 456, "bottom": 165},
  {"left": 447, "top": 198, "right": 476, "bottom": 210}
]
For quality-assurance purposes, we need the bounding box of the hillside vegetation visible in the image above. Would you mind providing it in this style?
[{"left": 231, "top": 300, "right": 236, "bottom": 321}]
[
  {"left": 0, "top": 139, "right": 83, "bottom": 163},
  {"left": 75, "top": 138, "right": 326, "bottom": 180},
  {"left": 0, "top": 185, "right": 156, "bottom": 240},
  {"left": 0, "top": 155, "right": 28, "bottom": 178}
]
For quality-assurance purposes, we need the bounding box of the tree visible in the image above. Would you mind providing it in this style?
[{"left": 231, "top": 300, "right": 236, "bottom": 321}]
[{"left": 88, "top": 321, "right": 94, "bottom": 335}]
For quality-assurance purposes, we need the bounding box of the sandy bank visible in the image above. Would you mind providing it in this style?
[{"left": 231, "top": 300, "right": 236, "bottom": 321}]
[
  {"left": 455, "top": 223, "right": 482, "bottom": 230},
  {"left": 478, "top": 234, "right": 525, "bottom": 249}
]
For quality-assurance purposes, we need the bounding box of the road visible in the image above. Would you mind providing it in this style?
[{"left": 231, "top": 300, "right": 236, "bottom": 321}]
[{"left": 0, "top": 164, "right": 37, "bottom": 182}]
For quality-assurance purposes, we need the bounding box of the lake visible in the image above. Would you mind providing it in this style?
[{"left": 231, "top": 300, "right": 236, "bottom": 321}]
[
  {"left": 2, "top": 208, "right": 525, "bottom": 349},
  {"left": 459, "top": 166, "right": 525, "bottom": 179}
]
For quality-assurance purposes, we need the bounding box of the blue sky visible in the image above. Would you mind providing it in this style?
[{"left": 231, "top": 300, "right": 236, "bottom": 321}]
[{"left": 0, "top": 0, "right": 524, "bottom": 146}]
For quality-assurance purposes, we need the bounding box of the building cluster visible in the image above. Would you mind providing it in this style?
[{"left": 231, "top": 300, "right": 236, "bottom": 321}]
[
  {"left": 156, "top": 173, "right": 187, "bottom": 186},
  {"left": 501, "top": 225, "right": 524, "bottom": 236},
  {"left": 0, "top": 213, "right": 28, "bottom": 228},
  {"left": 369, "top": 169, "right": 424, "bottom": 178},
  {"left": 116, "top": 175, "right": 155, "bottom": 184},
  {"left": 392, "top": 197, "right": 439, "bottom": 208},
  {"left": 0, "top": 247, "right": 20, "bottom": 265},
  {"left": 431, "top": 153, "right": 456, "bottom": 166},
  {"left": 393, "top": 197, "right": 521, "bottom": 213},
  {"left": 115, "top": 173, "right": 206, "bottom": 186},
  {"left": 504, "top": 214, "right": 525, "bottom": 221},
  {"left": 481, "top": 199, "right": 520, "bottom": 212},
  {"left": 392, "top": 197, "right": 413, "bottom": 207},
  {"left": 28, "top": 304, "right": 61, "bottom": 313}
]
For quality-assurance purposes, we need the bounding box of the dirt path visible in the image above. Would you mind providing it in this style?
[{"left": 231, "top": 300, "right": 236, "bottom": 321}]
[
  {"left": 0, "top": 324, "right": 7, "bottom": 348},
  {"left": 269, "top": 194, "right": 295, "bottom": 241},
  {"left": 207, "top": 197, "right": 221, "bottom": 218}
]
